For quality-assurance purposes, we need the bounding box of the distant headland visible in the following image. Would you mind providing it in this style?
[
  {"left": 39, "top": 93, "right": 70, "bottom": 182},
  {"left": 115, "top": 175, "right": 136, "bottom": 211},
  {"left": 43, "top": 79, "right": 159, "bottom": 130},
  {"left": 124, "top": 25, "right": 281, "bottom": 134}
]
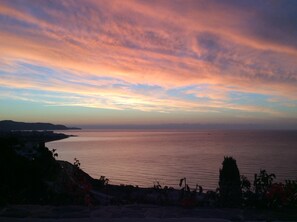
[{"left": 0, "top": 120, "right": 81, "bottom": 131}]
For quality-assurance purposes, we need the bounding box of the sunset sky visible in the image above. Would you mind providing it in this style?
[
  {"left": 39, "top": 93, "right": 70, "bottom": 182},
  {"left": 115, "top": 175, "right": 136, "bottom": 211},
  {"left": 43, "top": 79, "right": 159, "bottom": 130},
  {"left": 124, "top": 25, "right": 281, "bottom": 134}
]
[{"left": 0, "top": 0, "right": 296, "bottom": 128}]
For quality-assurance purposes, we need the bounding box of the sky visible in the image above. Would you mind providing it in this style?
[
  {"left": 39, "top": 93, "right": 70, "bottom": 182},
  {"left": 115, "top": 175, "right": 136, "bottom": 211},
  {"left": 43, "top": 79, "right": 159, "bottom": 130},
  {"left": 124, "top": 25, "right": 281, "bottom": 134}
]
[{"left": 0, "top": 0, "right": 297, "bottom": 128}]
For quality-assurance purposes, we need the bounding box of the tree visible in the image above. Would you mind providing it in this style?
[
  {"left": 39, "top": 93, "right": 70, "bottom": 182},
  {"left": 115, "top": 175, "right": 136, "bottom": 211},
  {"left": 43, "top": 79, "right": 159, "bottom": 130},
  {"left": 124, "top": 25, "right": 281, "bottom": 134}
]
[{"left": 219, "top": 156, "right": 242, "bottom": 207}]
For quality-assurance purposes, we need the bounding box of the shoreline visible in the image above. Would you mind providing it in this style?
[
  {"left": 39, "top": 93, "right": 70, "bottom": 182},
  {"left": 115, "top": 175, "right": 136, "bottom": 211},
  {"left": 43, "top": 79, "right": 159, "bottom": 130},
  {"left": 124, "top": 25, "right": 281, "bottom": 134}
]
[{"left": 1, "top": 131, "right": 297, "bottom": 221}]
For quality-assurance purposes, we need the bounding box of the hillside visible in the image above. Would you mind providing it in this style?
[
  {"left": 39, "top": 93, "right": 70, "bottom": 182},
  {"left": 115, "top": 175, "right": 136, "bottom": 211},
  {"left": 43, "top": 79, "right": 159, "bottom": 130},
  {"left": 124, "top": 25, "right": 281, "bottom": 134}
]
[{"left": 0, "top": 120, "right": 80, "bottom": 131}]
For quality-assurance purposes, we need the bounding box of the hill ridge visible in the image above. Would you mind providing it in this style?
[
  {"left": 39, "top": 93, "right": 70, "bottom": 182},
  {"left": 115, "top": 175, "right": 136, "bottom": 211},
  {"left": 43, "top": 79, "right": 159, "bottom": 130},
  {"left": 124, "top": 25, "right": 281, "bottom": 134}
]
[{"left": 0, "top": 120, "right": 80, "bottom": 131}]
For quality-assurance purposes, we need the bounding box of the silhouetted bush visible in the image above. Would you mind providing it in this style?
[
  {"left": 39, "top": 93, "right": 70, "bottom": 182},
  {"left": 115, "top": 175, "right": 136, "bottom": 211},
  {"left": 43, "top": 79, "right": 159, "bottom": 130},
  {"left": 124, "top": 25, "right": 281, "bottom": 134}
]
[
  {"left": 253, "top": 169, "right": 275, "bottom": 208},
  {"left": 240, "top": 175, "right": 254, "bottom": 207},
  {"left": 219, "top": 156, "right": 242, "bottom": 207},
  {"left": 266, "top": 182, "right": 286, "bottom": 208},
  {"left": 179, "top": 177, "right": 197, "bottom": 207},
  {"left": 284, "top": 180, "right": 297, "bottom": 208}
]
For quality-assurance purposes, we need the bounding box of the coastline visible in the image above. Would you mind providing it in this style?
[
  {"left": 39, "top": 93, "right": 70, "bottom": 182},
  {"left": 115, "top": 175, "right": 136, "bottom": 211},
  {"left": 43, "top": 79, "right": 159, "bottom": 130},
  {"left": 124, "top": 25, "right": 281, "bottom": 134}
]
[{"left": 1, "top": 130, "right": 297, "bottom": 221}]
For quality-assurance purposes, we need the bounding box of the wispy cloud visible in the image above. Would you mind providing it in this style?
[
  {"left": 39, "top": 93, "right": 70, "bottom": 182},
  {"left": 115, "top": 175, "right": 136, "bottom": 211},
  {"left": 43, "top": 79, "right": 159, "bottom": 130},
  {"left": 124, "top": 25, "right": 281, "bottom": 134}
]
[{"left": 0, "top": 0, "right": 296, "bottom": 124}]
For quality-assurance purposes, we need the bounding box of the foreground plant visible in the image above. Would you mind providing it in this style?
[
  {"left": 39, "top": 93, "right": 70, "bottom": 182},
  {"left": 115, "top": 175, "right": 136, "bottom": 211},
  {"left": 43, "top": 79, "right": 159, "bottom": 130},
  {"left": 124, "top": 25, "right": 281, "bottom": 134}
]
[
  {"left": 219, "top": 156, "right": 242, "bottom": 207},
  {"left": 179, "top": 178, "right": 200, "bottom": 208}
]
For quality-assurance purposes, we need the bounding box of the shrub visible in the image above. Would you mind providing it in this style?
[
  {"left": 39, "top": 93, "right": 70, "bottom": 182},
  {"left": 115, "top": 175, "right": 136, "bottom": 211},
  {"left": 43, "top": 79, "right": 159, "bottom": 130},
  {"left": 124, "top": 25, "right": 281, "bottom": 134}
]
[
  {"left": 266, "top": 183, "right": 286, "bottom": 208},
  {"left": 253, "top": 169, "right": 276, "bottom": 208},
  {"left": 179, "top": 177, "right": 197, "bottom": 208},
  {"left": 284, "top": 180, "right": 297, "bottom": 208}
]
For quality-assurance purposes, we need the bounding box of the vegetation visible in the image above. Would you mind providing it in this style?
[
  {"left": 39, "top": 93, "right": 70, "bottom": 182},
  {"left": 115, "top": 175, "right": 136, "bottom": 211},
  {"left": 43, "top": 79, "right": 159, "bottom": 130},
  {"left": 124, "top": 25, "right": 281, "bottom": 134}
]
[
  {"left": 73, "top": 157, "right": 81, "bottom": 168},
  {"left": 253, "top": 169, "right": 276, "bottom": 207},
  {"left": 219, "top": 156, "right": 242, "bottom": 207},
  {"left": 0, "top": 135, "right": 92, "bottom": 205},
  {"left": 51, "top": 148, "right": 58, "bottom": 159},
  {"left": 0, "top": 136, "right": 60, "bottom": 205},
  {"left": 179, "top": 177, "right": 194, "bottom": 207}
]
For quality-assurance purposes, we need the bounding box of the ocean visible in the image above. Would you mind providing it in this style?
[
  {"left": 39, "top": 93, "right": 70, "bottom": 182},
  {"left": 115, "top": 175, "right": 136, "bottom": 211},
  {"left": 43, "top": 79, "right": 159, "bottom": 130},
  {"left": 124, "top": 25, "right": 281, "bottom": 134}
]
[{"left": 47, "top": 129, "right": 297, "bottom": 190}]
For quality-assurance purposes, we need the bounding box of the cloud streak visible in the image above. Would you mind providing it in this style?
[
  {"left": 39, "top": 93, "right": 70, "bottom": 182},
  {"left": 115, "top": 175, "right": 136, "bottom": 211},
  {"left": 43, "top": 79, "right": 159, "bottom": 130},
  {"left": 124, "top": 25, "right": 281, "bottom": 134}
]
[{"left": 0, "top": 0, "right": 296, "bottom": 124}]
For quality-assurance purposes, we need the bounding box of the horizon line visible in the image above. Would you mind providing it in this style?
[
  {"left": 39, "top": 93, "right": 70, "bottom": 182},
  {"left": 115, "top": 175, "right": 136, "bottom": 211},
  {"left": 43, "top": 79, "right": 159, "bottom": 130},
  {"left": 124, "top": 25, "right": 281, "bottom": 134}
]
[{"left": 75, "top": 123, "right": 297, "bottom": 130}]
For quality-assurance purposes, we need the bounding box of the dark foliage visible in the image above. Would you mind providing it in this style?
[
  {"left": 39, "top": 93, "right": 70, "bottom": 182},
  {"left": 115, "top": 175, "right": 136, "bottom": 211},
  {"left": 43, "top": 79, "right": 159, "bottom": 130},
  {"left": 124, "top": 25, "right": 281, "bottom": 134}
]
[
  {"left": 240, "top": 175, "right": 254, "bottom": 207},
  {"left": 252, "top": 169, "right": 276, "bottom": 208},
  {"left": 219, "top": 156, "right": 242, "bottom": 207},
  {"left": 283, "top": 180, "right": 297, "bottom": 208},
  {"left": 0, "top": 136, "right": 60, "bottom": 205},
  {"left": 0, "top": 134, "right": 107, "bottom": 206}
]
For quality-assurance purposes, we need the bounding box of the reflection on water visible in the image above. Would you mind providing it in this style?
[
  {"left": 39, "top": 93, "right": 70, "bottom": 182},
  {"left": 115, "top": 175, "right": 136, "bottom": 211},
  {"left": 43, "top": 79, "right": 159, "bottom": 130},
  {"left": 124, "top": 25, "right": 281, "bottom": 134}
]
[{"left": 48, "top": 130, "right": 297, "bottom": 189}]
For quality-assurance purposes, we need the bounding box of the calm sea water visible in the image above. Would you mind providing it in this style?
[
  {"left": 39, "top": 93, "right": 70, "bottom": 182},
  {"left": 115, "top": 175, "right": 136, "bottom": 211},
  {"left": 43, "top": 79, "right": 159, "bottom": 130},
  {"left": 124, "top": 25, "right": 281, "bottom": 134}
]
[{"left": 47, "top": 130, "right": 297, "bottom": 190}]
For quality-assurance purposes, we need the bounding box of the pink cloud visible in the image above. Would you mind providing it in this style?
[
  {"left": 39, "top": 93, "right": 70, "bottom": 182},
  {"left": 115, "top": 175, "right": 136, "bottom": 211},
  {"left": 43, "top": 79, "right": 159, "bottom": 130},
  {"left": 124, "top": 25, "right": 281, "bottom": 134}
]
[{"left": 0, "top": 0, "right": 296, "bottom": 120}]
